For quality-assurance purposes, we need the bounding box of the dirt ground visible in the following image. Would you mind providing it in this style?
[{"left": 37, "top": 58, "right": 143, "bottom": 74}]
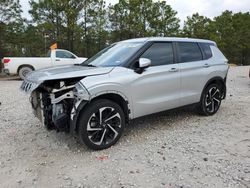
[{"left": 0, "top": 66, "right": 249, "bottom": 188}]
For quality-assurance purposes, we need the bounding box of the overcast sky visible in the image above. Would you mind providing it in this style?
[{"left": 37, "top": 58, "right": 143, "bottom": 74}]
[{"left": 20, "top": 0, "right": 250, "bottom": 26}]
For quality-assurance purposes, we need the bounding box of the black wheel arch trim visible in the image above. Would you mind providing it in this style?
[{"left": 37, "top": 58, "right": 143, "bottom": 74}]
[
  {"left": 70, "top": 92, "right": 131, "bottom": 134},
  {"left": 200, "top": 76, "right": 227, "bottom": 101},
  {"left": 70, "top": 100, "right": 88, "bottom": 134}
]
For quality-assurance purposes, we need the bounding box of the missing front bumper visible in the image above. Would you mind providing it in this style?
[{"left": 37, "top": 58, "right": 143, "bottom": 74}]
[{"left": 30, "top": 91, "right": 45, "bottom": 126}]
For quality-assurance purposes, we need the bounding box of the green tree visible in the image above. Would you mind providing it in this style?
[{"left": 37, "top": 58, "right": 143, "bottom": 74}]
[
  {"left": 125, "top": 0, "right": 154, "bottom": 37},
  {"left": 231, "top": 12, "right": 250, "bottom": 65},
  {"left": 89, "top": 0, "right": 108, "bottom": 52},
  {"left": 149, "top": 1, "right": 180, "bottom": 36},
  {"left": 80, "top": 0, "right": 108, "bottom": 57},
  {"left": 208, "top": 11, "right": 234, "bottom": 58},
  {"left": 29, "top": 0, "right": 85, "bottom": 52},
  {"left": 0, "top": 0, "right": 24, "bottom": 56},
  {"left": 63, "top": 0, "right": 85, "bottom": 51},
  {"left": 205, "top": 11, "right": 250, "bottom": 65},
  {"left": 29, "top": 0, "right": 110, "bottom": 57},
  {"left": 108, "top": 0, "right": 130, "bottom": 41},
  {"left": 108, "top": 0, "right": 180, "bottom": 42},
  {"left": 21, "top": 24, "right": 45, "bottom": 57},
  {"left": 182, "top": 13, "right": 211, "bottom": 38},
  {"left": 29, "top": 0, "right": 64, "bottom": 47},
  {"left": 0, "top": 0, "right": 22, "bottom": 23}
]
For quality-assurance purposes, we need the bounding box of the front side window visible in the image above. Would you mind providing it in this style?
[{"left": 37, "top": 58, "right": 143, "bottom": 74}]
[
  {"left": 177, "top": 42, "right": 203, "bottom": 63},
  {"left": 56, "top": 51, "right": 75, "bottom": 59},
  {"left": 140, "top": 42, "right": 174, "bottom": 66}
]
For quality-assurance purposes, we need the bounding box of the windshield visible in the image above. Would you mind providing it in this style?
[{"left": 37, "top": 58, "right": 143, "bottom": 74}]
[{"left": 81, "top": 42, "right": 144, "bottom": 67}]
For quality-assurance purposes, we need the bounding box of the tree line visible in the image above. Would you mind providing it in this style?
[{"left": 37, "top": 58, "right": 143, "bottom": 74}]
[{"left": 0, "top": 0, "right": 250, "bottom": 65}]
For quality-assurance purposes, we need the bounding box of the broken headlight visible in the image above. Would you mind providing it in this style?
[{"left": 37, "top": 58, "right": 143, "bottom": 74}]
[{"left": 75, "top": 82, "right": 90, "bottom": 100}]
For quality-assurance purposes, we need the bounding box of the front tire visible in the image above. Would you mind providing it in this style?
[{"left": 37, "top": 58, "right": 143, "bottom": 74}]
[
  {"left": 77, "top": 99, "right": 125, "bottom": 150},
  {"left": 198, "top": 83, "right": 222, "bottom": 116}
]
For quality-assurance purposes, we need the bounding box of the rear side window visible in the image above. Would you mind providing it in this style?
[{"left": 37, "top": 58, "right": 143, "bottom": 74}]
[
  {"left": 140, "top": 42, "right": 174, "bottom": 66},
  {"left": 177, "top": 42, "right": 203, "bottom": 63},
  {"left": 200, "top": 43, "right": 213, "bottom": 59}
]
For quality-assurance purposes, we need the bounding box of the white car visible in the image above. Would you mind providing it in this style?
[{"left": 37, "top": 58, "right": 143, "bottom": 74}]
[{"left": 2, "top": 49, "right": 87, "bottom": 79}]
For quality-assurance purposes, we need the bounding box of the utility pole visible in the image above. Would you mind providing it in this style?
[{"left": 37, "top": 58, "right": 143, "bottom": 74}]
[{"left": 44, "top": 34, "right": 49, "bottom": 56}]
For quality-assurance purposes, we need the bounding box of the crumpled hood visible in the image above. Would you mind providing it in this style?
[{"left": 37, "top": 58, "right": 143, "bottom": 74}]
[
  {"left": 25, "top": 65, "right": 113, "bottom": 84},
  {"left": 20, "top": 65, "right": 113, "bottom": 93}
]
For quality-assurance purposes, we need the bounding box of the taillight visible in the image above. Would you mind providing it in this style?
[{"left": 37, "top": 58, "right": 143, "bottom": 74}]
[{"left": 3, "top": 58, "right": 10, "bottom": 64}]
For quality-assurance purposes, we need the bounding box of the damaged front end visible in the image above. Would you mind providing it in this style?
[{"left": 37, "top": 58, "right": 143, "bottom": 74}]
[{"left": 21, "top": 78, "right": 90, "bottom": 132}]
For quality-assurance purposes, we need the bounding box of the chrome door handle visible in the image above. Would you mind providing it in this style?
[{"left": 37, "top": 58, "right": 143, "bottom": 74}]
[
  {"left": 203, "top": 63, "right": 210, "bottom": 68},
  {"left": 169, "top": 68, "right": 179, "bottom": 72},
  {"left": 55, "top": 59, "right": 60, "bottom": 61}
]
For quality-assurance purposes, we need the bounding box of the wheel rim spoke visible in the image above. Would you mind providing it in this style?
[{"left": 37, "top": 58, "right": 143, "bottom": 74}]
[
  {"left": 213, "top": 97, "right": 220, "bottom": 104},
  {"left": 211, "top": 100, "right": 215, "bottom": 112},
  {"left": 98, "top": 107, "right": 106, "bottom": 124},
  {"left": 104, "top": 112, "right": 120, "bottom": 123},
  {"left": 107, "top": 124, "right": 119, "bottom": 138},
  {"left": 88, "top": 130, "right": 100, "bottom": 139},
  {"left": 87, "top": 127, "right": 102, "bottom": 131},
  {"left": 212, "top": 89, "right": 219, "bottom": 97},
  {"left": 206, "top": 101, "right": 212, "bottom": 106},
  {"left": 91, "top": 128, "right": 107, "bottom": 145},
  {"left": 209, "top": 89, "right": 213, "bottom": 100},
  {"left": 99, "top": 128, "right": 107, "bottom": 145}
]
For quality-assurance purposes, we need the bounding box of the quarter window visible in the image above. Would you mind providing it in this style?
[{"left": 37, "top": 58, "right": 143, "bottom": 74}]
[
  {"left": 56, "top": 51, "right": 75, "bottom": 59},
  {"left": 140, "top": 42, "right": 174, "bottom": 66},
  {"left": 200, "top": 43, "right": 213, "bottom": 59},
  {"left": 177, "top": 42, "right": 203, "bottom": 63}
]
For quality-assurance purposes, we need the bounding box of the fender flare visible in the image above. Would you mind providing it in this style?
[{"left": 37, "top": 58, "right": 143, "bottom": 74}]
[
  {"left": 70, "top": 99, "right": 88, "bottom": 134},
  {"left": 200, "top": 76, "right": 227, "bottom": 101},
  {"left": 69, "top": 90, "right": 131, "bottom": 134}
]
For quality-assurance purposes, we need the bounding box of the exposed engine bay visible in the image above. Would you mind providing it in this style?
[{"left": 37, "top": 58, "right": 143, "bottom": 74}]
[
  {"left": 19, "top": 65, "right": 115, "bottom": 135},
  {"left": 23, "top": 77, "right": 89, "bottom": 132}
]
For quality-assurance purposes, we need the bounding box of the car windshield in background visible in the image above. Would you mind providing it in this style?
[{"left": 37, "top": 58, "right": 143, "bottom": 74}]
[{"left": 81, "top": 42, "right": 144, "bottom": 67}]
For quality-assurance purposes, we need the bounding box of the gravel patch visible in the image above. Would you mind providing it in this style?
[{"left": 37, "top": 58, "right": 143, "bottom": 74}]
[{"left": 0, "top": 66, "right": 249, "bottom": 188}]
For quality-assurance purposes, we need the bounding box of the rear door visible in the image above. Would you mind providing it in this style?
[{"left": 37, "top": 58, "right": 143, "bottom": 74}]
[
  {"left": 177, "top": 42, "right": 212, "bottom": 106},
  {"left": 130, "top": 42, "right": 181, "bottom": 118}
]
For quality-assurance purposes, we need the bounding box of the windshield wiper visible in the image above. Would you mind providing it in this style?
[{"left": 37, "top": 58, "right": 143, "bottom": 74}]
[
  {"left": 76, "top": 64, "right": 96, "bottom": 67},
  {"left": 86, "top": 64, "right": 96, "bottom": 67}
]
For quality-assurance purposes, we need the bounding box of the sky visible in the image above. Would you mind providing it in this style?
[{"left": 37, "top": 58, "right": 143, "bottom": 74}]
[{"left": 20, "top": 0, "right": 250, "bottom": 26}]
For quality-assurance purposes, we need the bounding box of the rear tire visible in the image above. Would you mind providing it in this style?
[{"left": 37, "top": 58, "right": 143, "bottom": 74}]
[
  {"left": 77, "top": 99, "right": 125, "bottom": 150},
  {"left": 198, "top": 83, "right": 222, "bottom": 116},
  {"left": 18, "top": 66, "right": 33, "bottom": 80}
]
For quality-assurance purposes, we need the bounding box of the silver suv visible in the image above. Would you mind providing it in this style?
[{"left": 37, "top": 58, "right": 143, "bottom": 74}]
[{"left": 21, "top": 37, "right": 229, "bottom": 150}]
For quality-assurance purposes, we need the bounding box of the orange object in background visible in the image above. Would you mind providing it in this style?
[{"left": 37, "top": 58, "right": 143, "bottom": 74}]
[{"left": 50, "top": 43, "right": 57, "bottom": 50}]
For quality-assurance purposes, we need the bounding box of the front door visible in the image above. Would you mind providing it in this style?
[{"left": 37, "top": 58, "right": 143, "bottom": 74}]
[
  {"left": 129, "top": 42, "right": 181, "bottom": 118},
  {"left": 55, "top": 50, "right": 77, "bottom": 66}
]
